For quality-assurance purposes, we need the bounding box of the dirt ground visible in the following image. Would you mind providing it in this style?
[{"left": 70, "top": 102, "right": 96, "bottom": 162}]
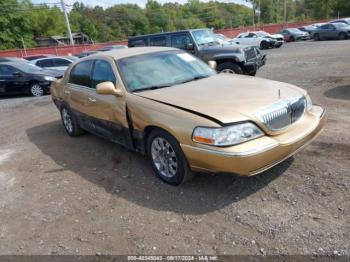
[{"left": 0, "top": 40, "right": 349, "bottom": 257}]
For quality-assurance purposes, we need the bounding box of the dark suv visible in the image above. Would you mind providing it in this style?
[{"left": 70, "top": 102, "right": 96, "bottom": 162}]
[{"left": 128, "top": 28, "right": 266, "bottom": 76}]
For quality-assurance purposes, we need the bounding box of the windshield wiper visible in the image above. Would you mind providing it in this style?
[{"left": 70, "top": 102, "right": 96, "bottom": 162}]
[
  {"left": 179, "top": 75, "right": 209, "bottom": 84},
  {"left": 132, "top": 84, "right": 171, "bottom": 92}
]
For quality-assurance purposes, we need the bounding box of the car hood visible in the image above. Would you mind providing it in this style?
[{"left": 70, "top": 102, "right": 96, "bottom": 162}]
[
  {"left": 199, "top": 44, "right": 243, "bottom": 53},
  {"left": 270, "top": 34, "right": 284, "bottom": 39},
  {"left": 134, "top": 74, "right": 305, "bottom": 124}
]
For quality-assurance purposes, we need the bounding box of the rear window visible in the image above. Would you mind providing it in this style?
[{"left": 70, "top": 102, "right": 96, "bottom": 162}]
[
  {"left": 69, "top": 60, "right": 93, "bottom": 87},
  {"left": 150, "top": 36, "right": 166, "bottom": 46},
  {"left": 129, "top": 39, "right": 147, "bottom": 47}
]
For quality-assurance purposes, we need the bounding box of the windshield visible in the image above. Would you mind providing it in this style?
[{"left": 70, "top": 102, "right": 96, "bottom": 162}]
[
  {"left": 117, "top": 51, "right": 216, "bottom": 92},
  {"left": 16, "top": 63, "right": 43, "bottom": 73},
  {"left": 256, "top": 32, "right": 269, "bottom": 37},
  {"left": 192, "top": 29, "right": 220, "bottom": 46}
]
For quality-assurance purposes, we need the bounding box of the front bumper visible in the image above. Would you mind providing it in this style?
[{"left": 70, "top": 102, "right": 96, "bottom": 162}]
[
  {"left": 296, "top": 35, "right": 311, "bottom": 41},
  {"left": 181, "top": 105, "right": 325, "bottom": 176},
  {"left": 38, "top": 81, "right": 52, "bottom": 93},
  {"left": 242, "top": 53, "right": 267, "bottom": 74}
]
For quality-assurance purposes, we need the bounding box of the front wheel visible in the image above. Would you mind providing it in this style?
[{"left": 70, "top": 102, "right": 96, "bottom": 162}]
[
  {"left": 29, "top": 83, "right": 44, "bottom": 97},
  {"left": 147, "top": 129, "right": 193, "bottom": 185},
  {"left": 313, "top": 34, "right": 320, "bottom": 41},
  {"left": 260, "top": 41, "right": 269, "bottom": 49},
  {"left": 217, "top": 62, "right": 243, "bottom": 74}
]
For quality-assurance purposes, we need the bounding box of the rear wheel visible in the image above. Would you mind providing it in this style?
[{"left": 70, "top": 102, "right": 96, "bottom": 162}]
[
  {"left": 147, "top": 129, "right": 193, "bottom": 185},
  {"left": 217, "top": 62, "right": 243, "bottom": 74},
  {"left": 29, "top": 83, "right": 44, "bottom": 97},
  {"left": 338, "top": 32, "right": 347, "bottom": 40},
  {"left": 60, "top": 106, "right": 85, "bottom": 137}
]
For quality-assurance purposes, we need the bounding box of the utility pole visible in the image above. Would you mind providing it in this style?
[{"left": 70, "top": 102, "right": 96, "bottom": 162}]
[
  {"left": 252, "top": 1, "right": 255, "bottom": 28},
  {"left": 21, "top": 37, "right": 27, "bottom": 57},
  {"left": 284, "top": 0, "right": 287, "bottom": 24},
  {"left": 258, "top": 0, "right": 261, "bottom": 25},
  {"left": 60, "top": 0, "right": 74, "bottom": 45}
]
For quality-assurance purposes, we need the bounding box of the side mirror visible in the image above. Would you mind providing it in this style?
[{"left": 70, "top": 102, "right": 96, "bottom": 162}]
[
  {"left": 185, "top": 43, "right": 194, "bottom": 50},
  {"left": 208, "top": 60, "right": 217, "bottom": 70},
  {"left": 96, "top": 81, "right": 123, "bottom": 97}
]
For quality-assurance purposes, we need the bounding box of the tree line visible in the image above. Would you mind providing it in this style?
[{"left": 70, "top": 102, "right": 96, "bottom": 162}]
[{"left": 0, "top": 0, "right": 349, "bottom": 50}]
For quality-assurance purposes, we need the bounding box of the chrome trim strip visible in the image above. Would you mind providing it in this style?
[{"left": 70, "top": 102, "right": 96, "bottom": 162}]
[{"left": 181, "top": 141, "right": 279, "bottom": 157}]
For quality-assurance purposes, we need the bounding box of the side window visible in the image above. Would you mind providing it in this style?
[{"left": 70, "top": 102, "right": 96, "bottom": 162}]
[
  {"left": 171, "top": 34, "right": 192, "bottom": 49},
  {"left": 37, "top": 59, "right": 53, "bottom": 67},
  {"left": 0, "top": 65, "right": 15, "bottom": 75},
  {"left": 69, "top": 60, "right": 93, "bottom": 87},
  {"left": 91, "top": 60, "right": 116, "bottom": 89},
  {"left": 54, "top": 58, "right": 71, "bottom": 66},
  {"left": 150, "top": 36, "right": 166, "bottom": 46},
  {"left": 320, "top": 24, "right": 328, "bottom": 29},
  {"left": 246, "top": 33, "right": 256, "bottom": 38},
  {"left": 329, "top": 24, "right": 335, "bottom": 29},
  {"left": 129, "top": 39, "right": 146, "bottom": 47}
]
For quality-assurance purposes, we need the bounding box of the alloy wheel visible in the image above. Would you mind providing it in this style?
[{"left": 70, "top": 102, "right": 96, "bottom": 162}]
[
  {"left": 220, "top": 69, "right": 235, "bottom": 74},
  {"left": 151, "top": 137, "right": 178, "bottom": 178},
  {"left": 30, "top": 84, "right": 44, "bottom": 97},
  {"left": 62, "top": 108, "right": 73, "bottom": 134}
]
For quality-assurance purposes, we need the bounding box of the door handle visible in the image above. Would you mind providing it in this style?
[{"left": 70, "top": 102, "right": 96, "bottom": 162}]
[
  {"left": 64, "top": 90, "right": 70, "bottom": 94},
  {"left": 88, "top": 97, "right": 96, "bottom": 103}
]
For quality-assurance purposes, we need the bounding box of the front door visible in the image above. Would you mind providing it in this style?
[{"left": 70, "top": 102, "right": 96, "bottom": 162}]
[
  {"left": 82, "top": 59, "right": 129, "bottom": 146},
  {"left": 0, "top": 65, "right": 28, "bottom": 94}
]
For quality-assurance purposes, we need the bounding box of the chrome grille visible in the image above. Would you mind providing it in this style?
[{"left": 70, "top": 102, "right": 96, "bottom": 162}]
[{"left": 256, "top": 96, "right": 306, "bottom": 132}]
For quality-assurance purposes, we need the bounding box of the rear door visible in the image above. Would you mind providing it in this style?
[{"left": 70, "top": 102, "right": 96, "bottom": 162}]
[
  {"left": 81, "top": 58, "right": 129, "bottom": 145},
  {"left": 65, "top": 60, "right": 94, "bottom": 122},
  {"left": 327, "top": 24, "right": 338, "bottom": 39}
]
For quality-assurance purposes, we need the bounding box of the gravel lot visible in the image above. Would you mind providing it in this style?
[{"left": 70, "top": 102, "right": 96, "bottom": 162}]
[{"left": 0, "top": 40, "right": 349, "bottom": 257}]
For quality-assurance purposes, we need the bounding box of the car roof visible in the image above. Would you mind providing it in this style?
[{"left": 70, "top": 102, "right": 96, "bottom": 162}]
[
  {"left": 128, "top": 28, "right": 210, "bottom": 39},
  {"left": 79, "top": 46, "right": 177, "bottom": 61}
]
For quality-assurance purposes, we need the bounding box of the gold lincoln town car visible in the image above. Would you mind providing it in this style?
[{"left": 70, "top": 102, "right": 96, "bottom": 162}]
[{"left": 51, "top": 47, "right": 325, "bottom": 185}]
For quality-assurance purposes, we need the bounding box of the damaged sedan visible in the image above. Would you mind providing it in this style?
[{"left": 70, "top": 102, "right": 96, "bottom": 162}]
[{"left": 51, "top": 47, "right": 325, "bottom": 185}]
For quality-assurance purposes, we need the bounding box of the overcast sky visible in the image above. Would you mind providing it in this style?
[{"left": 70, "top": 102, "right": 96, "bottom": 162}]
[{"left": 33, "top": 0, "right": 251, "bottom": 9}]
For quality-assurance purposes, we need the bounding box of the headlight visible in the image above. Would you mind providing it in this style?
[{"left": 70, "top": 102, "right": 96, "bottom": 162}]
[
  {"left": 44, "top": 76, "right": 57, "bottom": 82},
  {"left": 192, "top": 122, "right": 264, "bottom": 146},
  {"left": 305, "top": 94, "right": 313, "bottom": 111}
]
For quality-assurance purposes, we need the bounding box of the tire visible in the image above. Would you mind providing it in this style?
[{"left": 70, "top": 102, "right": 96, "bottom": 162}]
[
  {"left": 60, "top": 106, "right": 85, "bottom": 137},
  {"left": 260, "top": 41, "right": 269, "bottom": 49},
  {"left": 338, "top": 32, "right": 347, "bottom": 40},
  {"left": 248, "top": 71, "right": 257, "bottom": 76},
  {"left": 289, "top": 36, "right": 295, "bottom": 42},
  {"left": 29, "top": 83, "right": 44, "bottom": 97},
  {"left": 314, "top": 34, "right": 320, "bottom": 41},
  {"left": 217, "top": 62, "right": 243, "bottom": 74},
  {"left": 146, "top": 129, "right": 194, "bottom": 185}
]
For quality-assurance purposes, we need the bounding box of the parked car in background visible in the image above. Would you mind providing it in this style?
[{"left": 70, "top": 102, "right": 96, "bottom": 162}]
[
  {"left": 51, "top": 47, "right": 325, "bottom": 185},
  {"left": 330, "top": 18, "right": 350, "bottom": 25},
  {"left": 298, "top": 25, "right": 318, "bottom": 34},
  {"left": 215, "top": 33, "right": 235, "bottom": 44},
  {"left": 23, "top": 55, "right": 55, "bottom": 61},
  {"left": 128, "top": 28, "right": 266, "bottom": 76},
  {"left": 254, "top": 31, "right": 284, "bottom": 48},
  {"left": 0, "top": 57, "right": 28, "bottom": 63},
  {"left": 0, "top": 62, "right": 60, "bottom": 96},
  {"left": 278, "top": 28, "right": 310, "bottom": 42},
  {"left": 29, "top": 56, "right": 78, "bottom": 74},
  {"left": 76, "top": 51, "right": 99, "bottom": 58},
  {"left": 233, "top": 32, "right": 276, "bottom": 49},
  {"left": 97, "top": 45, "right": 128, "bottom": 52},
  {"left": 312, "top": 23, "right": 350, "bottom": 41}
]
